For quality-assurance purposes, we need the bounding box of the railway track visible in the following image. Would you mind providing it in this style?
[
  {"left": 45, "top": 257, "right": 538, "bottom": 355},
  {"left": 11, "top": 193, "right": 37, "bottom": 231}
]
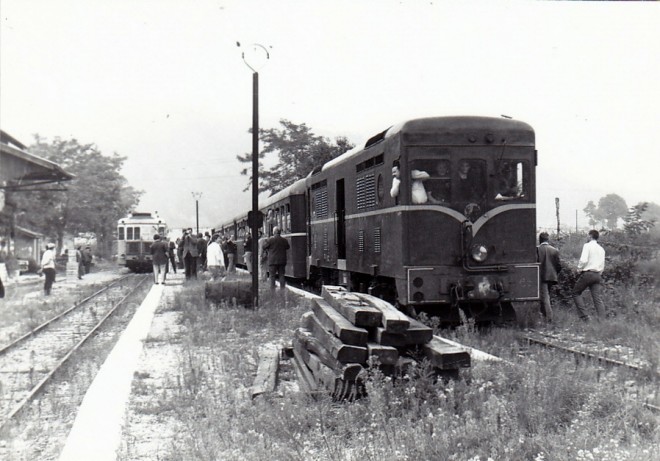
[
  {"left": 0, "top": 274, "right": 150, "bottom": 429},
  {"left": 520, "top": 330, "right": 659, "bottom": 412}
]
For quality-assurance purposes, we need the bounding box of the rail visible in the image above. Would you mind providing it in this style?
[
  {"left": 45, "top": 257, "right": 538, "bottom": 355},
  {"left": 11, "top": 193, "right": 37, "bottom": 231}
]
[{"left": 0, "top": 274, "right": 150, "bottom": 430}]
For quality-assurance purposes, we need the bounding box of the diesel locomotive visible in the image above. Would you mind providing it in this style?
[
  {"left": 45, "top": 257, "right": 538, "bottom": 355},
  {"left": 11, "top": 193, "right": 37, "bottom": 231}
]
[{"left": 218, "top": 116, "right": 540, "bottom": 323}]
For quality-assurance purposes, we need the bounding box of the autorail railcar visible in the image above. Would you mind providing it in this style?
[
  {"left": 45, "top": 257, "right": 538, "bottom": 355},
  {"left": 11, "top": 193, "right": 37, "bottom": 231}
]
[
  {"left": 115, "top": 212, "right": 168, "bottom": 272},
  {"left": 222, "top": 116, "right": 540, "bottom": 323}
]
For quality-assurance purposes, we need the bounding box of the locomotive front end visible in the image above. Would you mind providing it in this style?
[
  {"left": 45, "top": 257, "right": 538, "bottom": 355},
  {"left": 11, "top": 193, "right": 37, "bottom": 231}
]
[{"left": 394, "top": 116, "right": 539, "bottom": 323}]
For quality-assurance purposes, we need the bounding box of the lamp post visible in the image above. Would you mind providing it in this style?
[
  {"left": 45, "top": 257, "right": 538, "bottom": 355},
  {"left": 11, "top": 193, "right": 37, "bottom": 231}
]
[
  {"left": 192, "top": 192, "right": 203, "bottom": 235},
  {"left": 241, "top": 43, "right": 269, "bottom": 308}
]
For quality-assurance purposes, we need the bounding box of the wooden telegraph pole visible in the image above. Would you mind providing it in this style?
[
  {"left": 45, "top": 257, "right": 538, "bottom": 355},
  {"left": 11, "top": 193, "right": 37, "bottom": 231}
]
[{"left": 555, "top": 197, "right": 560, "bottom": 236}]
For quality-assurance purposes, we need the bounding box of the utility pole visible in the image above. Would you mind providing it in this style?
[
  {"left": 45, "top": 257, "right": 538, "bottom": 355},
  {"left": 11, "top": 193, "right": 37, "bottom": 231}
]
[
  {"left": 241, "top": 43, "right": 269, "bottom": 308},
  {"left": 555, "top": 197, "right": 560, "bottom": 236},
  {"left": 192, "top": 192, "right": 202, "bottom": 235}
]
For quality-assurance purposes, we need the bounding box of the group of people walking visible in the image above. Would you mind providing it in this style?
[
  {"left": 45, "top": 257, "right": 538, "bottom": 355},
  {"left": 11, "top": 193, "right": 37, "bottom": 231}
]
[
  {"left": 150, "top": 229, "right": 211, "bottom": 284},
  {"left": 537, "top": 229, "right": 606, "bottom": 323},
  {"left": 149, "top": 226, "right": 290, "bottom": 290}
]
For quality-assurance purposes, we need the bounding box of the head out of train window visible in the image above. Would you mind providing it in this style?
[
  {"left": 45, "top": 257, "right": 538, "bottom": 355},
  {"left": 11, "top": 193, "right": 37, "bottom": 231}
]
[
  {"left": 408, "top": 158, "right": 454, "bottom": 205},
  {"left": 390, "top": 160, "right": 401, "bottom": 202}
]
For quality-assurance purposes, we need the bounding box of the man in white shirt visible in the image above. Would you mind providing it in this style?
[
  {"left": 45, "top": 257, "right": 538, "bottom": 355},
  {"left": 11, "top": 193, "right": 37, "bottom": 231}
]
[
  {"left": 572, "top": 230, "right": 606, "bottom": 321},
  {"left": 206, "top": 234, "right": 225, "bottom": 282},
  {"left": 41, "top": 242, "right": 57, "bottom": 296}
]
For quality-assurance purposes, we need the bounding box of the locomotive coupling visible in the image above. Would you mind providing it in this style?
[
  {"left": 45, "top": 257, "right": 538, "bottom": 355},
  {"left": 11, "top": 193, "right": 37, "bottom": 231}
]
[{"left": 465, "top": 275, "right": 503, "bottom": 300}]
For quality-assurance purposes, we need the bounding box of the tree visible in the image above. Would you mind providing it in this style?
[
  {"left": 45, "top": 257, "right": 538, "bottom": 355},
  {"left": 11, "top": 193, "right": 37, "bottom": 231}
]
[
  {"left": 583, "top": 200, "right": 600, "bottom": 227},
  {"left": 14, "top": 136, "right": 142, "bottom": 256},
  {"left": 237, "top": 119, "right": 354, "bottom": 195},
  {"left": 623, "top": 202, "right": 656, "bottom": 236},
  {"left": 596, "top": 193, "right": 628, "bottom": 229}
]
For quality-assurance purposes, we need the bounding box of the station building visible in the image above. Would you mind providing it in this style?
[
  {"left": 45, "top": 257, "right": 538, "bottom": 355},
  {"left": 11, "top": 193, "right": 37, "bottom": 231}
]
[{"left": 0, "top": 130, "right": 73, "bottom": 276}]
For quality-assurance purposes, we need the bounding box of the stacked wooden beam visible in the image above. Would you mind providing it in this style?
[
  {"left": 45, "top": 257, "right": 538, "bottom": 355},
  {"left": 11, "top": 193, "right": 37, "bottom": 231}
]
[{"left": 292, "top": 285, "right": 471, "bottom": 398}]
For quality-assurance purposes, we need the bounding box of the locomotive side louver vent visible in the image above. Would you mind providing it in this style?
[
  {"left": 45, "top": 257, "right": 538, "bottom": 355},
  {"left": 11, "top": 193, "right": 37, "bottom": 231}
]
[
  {"left": 358, "top": 230, "right": 365, "bottom": 252},
  {"left": 374, "top": 227, "right": 381, "bottom": 253},
  {"left": 356, "top": 173, "right": 376, "bottom": 210},
  {"left": 314, "top": 186, "right": 329, "bottom": 219}
]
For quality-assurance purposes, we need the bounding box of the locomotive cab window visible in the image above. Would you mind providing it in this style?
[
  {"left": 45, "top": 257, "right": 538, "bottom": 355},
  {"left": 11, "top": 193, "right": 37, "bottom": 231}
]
[
  {"left": 494, "top": 160, "right": 528, "bottom": 201},
  {"left": 455, "top": 159, "right": 486, "bottom": 203},
  {"left": 426, "top": 159, "right": 451, "bottom": 204},
  {"left": 118, "top": 227, "right": 125, "bottom": 240},
  {"left": 409, "top": 158, "right": 452, "bottom": 205}
]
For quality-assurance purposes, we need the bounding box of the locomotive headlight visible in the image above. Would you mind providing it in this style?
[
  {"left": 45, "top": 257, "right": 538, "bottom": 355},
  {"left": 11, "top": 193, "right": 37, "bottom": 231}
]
[{"left": 470, "top": 244, "right": 488, "bottom": 262}]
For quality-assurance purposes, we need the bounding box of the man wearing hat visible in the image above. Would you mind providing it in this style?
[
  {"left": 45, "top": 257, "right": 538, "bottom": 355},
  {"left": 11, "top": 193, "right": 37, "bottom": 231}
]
[{"left": 41, "top": 243, "right": 57, "bottom": 296}]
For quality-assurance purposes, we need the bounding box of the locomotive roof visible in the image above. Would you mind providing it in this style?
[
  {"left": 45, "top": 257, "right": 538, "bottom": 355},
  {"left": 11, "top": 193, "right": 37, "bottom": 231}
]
[{"left": 322, "top": 115, "right": 534, "bottom": 172}]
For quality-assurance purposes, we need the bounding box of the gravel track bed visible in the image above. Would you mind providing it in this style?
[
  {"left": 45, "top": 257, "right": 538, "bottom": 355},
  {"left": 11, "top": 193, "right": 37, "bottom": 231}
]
[{"left": 0, "top": 270, "right": 151, "bottom": 460}]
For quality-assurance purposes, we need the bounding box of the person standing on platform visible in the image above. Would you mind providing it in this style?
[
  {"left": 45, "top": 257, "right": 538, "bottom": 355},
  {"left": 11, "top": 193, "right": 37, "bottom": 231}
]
[
  {"left": 263, "top": 227, "right": 290, "bottom": 290},
  {"left": 41, "top": 243, "right": 57, "bottom": 296},
  {"left": 536, "top": 232, "right": 562, "bottom": 323},
  {"left": 226, "top": 235, "right": 237, "bottom": 275},
  {"left": 258, "top": 230, "right": 268, "bottom": 281},
  {"left": 220, "top": 236, "right": 229, "bottom": 270},
  {"left": 150, "top": 234, "right": 169, "bottom": 285},
  {"left": 197, "top": 233, "right": 207, "bottom": 273},
  {"left": 181, "top": 228, "right": 199, "bottom": 280},
  {"left": 206, "top": 234, "right": 226, "bottom": 281},
  {"left": 76, "top": 246, "right": 85, "bottom": 279},
  {"left": 82, "top": 246, "right": 93, "bottom": 274},
  {"left": 168, "top": 239, "right": 177, "bottom": 274},
  {"left": 176, "top": 235, "right": 184, "bottom": 270},
  {"left": 244, "top": 232, "right": 253, "bottom": 274}
]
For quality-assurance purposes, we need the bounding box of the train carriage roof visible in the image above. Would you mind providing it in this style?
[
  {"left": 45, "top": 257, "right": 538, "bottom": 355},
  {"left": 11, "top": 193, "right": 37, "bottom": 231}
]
[
  {"left": 261, "top": 177, "right": 307, "bottom": 207},
  {"left": 118, "top": 212, "right": 165, "bottom": 225},
  {"left": 215, "top": 177, "right": 308, "bottom": 230}
]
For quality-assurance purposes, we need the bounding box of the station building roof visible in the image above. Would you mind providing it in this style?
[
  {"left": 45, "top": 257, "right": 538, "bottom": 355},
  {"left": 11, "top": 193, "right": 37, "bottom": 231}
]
[{"left": 1, "top": 130, "right": 74, "bottom": 190}]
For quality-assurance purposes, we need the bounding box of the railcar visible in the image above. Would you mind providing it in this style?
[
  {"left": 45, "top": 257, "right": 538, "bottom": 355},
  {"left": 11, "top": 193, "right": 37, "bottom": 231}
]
[
  {"left": 307, "top": 116, "right": 539, "bottom": 323},
  {"left": 116, "top": 212, "right": 167, "bottom": 272}
]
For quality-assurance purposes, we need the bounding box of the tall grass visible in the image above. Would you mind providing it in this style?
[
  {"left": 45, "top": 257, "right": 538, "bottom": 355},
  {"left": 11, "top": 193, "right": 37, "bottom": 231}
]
[{"left": 148, "top": 280, "right": 658, "bottom": 461}]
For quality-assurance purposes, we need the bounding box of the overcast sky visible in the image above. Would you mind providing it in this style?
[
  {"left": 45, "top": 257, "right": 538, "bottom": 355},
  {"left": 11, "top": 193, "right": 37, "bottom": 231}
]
[{"left": 1, "top": 0, "right": 658, "bottom": 230}]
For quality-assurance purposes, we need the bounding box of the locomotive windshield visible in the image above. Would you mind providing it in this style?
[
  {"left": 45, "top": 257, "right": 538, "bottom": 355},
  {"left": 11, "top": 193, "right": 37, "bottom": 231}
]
[{"left": 406, "top": 153, "right": 530, "bottom": 208}]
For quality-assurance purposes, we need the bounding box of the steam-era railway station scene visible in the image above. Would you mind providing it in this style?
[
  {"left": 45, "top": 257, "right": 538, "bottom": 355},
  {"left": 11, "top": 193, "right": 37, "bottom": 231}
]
[{"left": 1, "top": 2, "right": 659, "bottom": 461}]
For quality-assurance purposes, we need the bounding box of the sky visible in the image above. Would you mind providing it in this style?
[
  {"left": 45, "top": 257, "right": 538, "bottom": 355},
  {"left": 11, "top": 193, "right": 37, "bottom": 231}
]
[{"left": 1, "top": 0, "right": 659, "bottom": 230}]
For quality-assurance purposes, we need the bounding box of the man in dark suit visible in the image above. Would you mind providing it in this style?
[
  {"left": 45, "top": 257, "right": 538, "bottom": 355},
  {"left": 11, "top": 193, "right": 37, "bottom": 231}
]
[
  {"left": 537, "top": 232, "right": 562, "bottom": 323},
  {"left": 150, "top": 234, "right": 169, "bottom": 284},
  {"left": 263, "top": 226, "right": 290, "bottom": 290},
  {"left": 181, "top": 228, "right": 199, "bottom": 280}
]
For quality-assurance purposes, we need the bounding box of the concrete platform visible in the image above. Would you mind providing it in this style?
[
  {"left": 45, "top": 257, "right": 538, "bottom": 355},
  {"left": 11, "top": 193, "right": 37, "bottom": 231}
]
[{"left": 58, "top": 272, "right": 184, "bottom": 461}]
